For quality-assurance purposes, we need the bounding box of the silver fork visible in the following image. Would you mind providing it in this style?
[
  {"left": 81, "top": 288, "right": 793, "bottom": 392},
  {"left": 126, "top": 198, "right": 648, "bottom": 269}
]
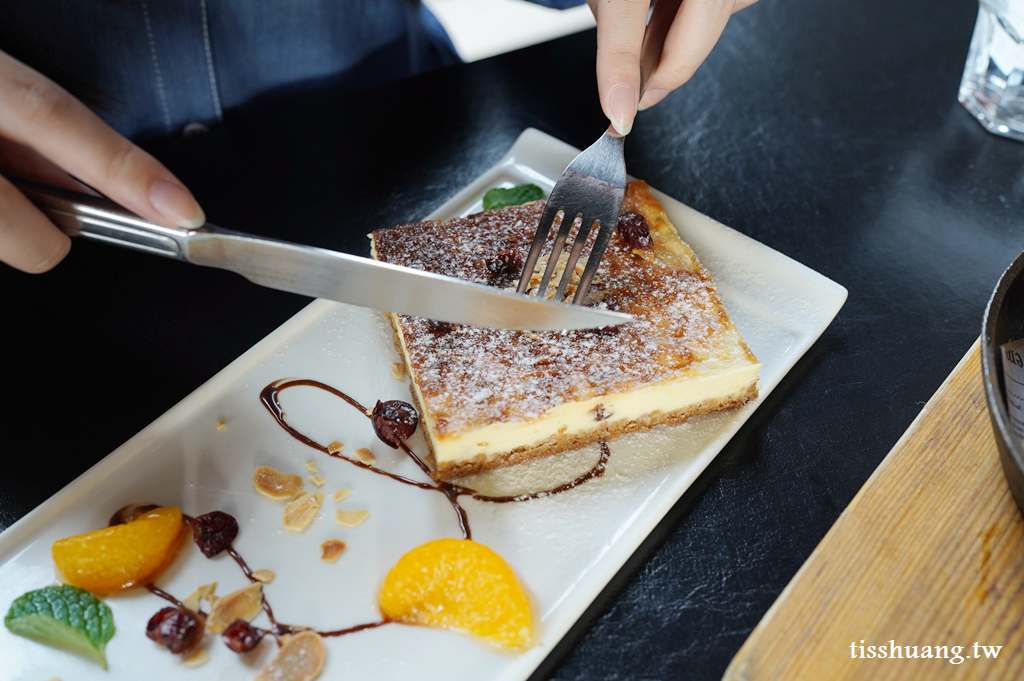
[{"left": 517, "top": 0, "right": 684, "bottom": 304}]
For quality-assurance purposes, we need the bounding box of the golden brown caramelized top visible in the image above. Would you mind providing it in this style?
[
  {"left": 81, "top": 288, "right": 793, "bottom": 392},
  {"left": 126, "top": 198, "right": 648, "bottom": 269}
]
[{"left": 372, "top": 181, "right": 755, "bottom": 438}]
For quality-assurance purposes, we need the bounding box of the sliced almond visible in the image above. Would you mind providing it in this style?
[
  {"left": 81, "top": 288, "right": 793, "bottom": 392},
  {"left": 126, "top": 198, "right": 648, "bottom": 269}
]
[
  {"left": 332, "top": 488, "right": 352, "bottom": 503},
  {"left": 255, "top": 631, "right": 325, "bottom": 681},
  {"left": 182, "top": 647, "right": 210, "bottom": 668},
  {"left": 526, "top": 252, "right": 592, "bottom": 300},
  {"left": 327, "top": 441, "right": 344, "bottom": 454},
  {"left": 390, "top": 361, "right": 405, "bottom": 379},
  {"left": 206, "top": 582, "right": 264, "bottom": 633},
  {"left": 335, "top": 509, "right": 370, "bottom": 528},
  {"left": 353, "top": 448, "right": 375, "bottom": 465},
  {"left": 284, "top": 491, "right": 324, "bottom": 532},
  {"left": 252, "top": 569, "right": 276, "bottom": 584},
  {"left": 291, "top": 489, "right": 309, "bottom": 501},
  {"left": 254, "top": 466, "right": 305, "bottom": 500},
  {"left": 182, "top": 591, "right": 201, "bottom": 613},
  {"left": 320, "top": 539, "right": 347, "bottom": 562},
  {"left": 304, "top": 460, "right": 318, "bottom": 474},
  {"left": 308, "top": 474, "right": 327, "bottom": 488},
  {"left": 182, "top": 582, "right": 218, "bottom": 612},
  {"left": 631, "top": 248, "right": 657, "bottom": 263}
]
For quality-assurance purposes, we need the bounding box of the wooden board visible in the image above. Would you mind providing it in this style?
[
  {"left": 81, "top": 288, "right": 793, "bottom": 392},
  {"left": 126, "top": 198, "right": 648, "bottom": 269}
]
[{"left": 724, "top": 339, "right": 1024, "bottom": 680}]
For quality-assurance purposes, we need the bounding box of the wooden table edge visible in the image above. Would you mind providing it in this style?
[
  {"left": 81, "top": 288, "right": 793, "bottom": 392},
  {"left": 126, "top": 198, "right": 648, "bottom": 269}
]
[{"left": 724, "top": 338, "right": 1024, "bottom": 681}]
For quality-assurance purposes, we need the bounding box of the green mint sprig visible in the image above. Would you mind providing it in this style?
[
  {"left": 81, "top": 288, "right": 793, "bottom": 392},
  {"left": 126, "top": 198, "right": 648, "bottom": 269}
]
[
  {"left": 5, "top": 585, "right": 115, "bottom": 668},
  {"left": 482, "top": 184, "right": 545, "bottom": 211}
]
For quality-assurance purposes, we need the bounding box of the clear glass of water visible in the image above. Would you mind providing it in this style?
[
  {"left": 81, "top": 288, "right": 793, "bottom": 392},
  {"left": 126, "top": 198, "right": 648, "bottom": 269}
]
[{"left": 960, "top": 0, "right": 1024, "bottom": 142}]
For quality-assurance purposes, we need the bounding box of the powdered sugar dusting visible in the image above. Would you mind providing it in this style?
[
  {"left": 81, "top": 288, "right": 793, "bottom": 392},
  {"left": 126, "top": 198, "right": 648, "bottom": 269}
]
[{"left": 372, "top": 182, "right": 755, "bottom": 437}]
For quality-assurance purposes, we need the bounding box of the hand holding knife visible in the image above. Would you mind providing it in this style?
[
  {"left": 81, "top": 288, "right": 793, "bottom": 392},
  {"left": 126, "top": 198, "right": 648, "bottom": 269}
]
[{"left": 11, "top": 176, "right": 631, "bottom": 332}]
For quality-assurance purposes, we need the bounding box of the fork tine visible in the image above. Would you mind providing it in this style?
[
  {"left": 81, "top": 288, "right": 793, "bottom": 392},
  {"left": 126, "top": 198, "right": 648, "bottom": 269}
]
[
  {"left": 572, "top": 216, "right": 615, "bottom": 304},
  {"left": 517, "top": 202, "right": 561, "bottom": 295},
  {"left": 535, "top": 210, "right": 579, "bottom": 298},
  {"left": 519, "top": 130, "right": 626, "bottom": 303},
  {"left": 554, "top": 215, "right": 595, "bottom": 302},
  {"left": 514, "top": 0, "right": 673, "bottom": 308}
]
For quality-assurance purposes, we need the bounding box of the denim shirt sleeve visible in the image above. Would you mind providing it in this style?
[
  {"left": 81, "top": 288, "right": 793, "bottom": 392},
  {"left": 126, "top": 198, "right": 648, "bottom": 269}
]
[{"left": 0, "top": 0, "right": 459, "bottom": 140}]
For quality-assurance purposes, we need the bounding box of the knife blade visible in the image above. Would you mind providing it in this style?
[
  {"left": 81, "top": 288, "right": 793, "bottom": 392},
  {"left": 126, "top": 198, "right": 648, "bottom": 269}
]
[{"left": 12, "top": 177, "right": 632, "bottom": 331}]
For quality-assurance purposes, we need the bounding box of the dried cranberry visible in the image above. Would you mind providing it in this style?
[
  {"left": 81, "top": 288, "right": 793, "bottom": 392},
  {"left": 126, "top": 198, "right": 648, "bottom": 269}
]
[
  {"left": 192, "top": 511, "right": 238, "bottom": 558},
  {"left": 616, "top": 212, "right": 653, "bottom": 249},
  {"left": 485, "top": 250, "right": 523, "bottom": 277},
  {"left": 222, "top": 619, "right": 265, "bottom": 653},
  {"left": 593, "top": 325, "right": 619, "bottom": 335},
  {"left": 371, "top": 400, "right": 419, "bottom": 448},
  {"left": 427, "top": 319, "right": 454, "bottom": 334},
  {"left": 485, "top": 250, "right": 524, "bottom": 288},
  {"left": 146, "top": 607, "right": 205, "bottom": 656}
]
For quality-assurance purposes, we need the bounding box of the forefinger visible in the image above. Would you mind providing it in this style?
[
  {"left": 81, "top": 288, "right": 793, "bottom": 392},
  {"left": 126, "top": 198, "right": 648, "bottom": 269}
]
[
  {"left": 0, "top": 50, "right": 204, "bottom": 229},
  {"left": 640, "top": 0, "right": 743, "bottom": 109}
]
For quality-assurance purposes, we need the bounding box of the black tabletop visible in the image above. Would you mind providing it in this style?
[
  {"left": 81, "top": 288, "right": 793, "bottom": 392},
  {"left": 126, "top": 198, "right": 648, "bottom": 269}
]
[{"left": 4, "top": 0, "right": 1024, "bottom": 679}]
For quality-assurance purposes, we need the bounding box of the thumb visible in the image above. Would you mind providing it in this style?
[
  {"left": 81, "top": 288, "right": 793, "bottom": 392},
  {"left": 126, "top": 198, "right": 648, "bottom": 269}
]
[{"left": 590, "top": 0, "right": 650, "bottom": 135}]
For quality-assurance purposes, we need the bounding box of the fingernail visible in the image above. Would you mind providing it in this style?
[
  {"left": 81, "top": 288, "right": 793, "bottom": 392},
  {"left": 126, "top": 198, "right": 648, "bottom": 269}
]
[
  {"left": 29, "top": 234, "right": 71, "bottom": 274},
  {"left": 638, "top": 89, "right": 669, "bottom": 111},
  {"left": 609, "top": 85, "right": 637, "bottom": 136},
  {"left": 149, "top": 179, "right": 206, "bottom": 228}
]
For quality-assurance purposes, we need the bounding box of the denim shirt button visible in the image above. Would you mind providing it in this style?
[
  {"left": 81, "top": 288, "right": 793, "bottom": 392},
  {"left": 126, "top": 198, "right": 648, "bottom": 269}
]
[{"left": 182, "top": 122, "right": 210, "bottom": 138}]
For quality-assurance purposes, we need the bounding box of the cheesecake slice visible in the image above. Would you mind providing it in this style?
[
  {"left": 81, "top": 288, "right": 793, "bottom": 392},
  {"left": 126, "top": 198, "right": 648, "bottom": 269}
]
[{"left": 370, "top": 181, "right": 760, "bottom": 480}]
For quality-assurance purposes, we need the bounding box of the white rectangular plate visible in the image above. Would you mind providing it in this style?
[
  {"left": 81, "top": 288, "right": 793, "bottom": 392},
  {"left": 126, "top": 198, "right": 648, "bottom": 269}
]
[{"left": 0, "top": 128, "right": 846, "bottom": 681}]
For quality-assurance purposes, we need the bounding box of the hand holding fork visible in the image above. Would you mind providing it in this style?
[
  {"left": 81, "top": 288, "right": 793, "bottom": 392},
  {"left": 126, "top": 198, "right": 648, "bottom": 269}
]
[{"left": 517, "top": 0, "right": 760, "bottom": 304}]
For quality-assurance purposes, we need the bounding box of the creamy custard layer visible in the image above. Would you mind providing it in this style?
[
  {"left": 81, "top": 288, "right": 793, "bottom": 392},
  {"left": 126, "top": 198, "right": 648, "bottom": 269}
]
[
  {"left": 371, "top": 181, "right": 760, "bottom": 479},
  {"left": 422, "top": 356, "right": 759, "bottom": 467}
]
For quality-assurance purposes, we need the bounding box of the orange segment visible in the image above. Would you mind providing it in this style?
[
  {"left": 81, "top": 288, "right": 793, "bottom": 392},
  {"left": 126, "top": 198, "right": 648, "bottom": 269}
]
[
  {"left": 52, "top": 506, "right": 188, "bottom": 594},
  {"left": 379, "top": 538, "right": 534, "bottom": 650}
]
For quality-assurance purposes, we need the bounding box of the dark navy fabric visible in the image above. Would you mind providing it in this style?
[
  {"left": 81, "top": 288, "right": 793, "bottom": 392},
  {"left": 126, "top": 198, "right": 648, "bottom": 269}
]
[
  {"left": 0, "top": 0, "right": 462, "bottom": 139},
  {"left": 526, "top": 0, "right": 587, "bottom": 7}
]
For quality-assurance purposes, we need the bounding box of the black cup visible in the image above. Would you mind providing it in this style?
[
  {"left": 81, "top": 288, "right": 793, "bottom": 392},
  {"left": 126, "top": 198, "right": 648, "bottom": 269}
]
[{"left": 982, "top": 250, "right": 1024, "bottom": 516}]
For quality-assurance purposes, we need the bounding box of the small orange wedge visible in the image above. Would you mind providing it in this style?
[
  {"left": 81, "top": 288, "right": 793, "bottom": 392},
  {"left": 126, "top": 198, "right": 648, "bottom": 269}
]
[
  {"left": 379, "top": 538, "right": 534, "bottom": 651},
  {"left": 52, "top": 506, "right": 188, "bottom": 594}
]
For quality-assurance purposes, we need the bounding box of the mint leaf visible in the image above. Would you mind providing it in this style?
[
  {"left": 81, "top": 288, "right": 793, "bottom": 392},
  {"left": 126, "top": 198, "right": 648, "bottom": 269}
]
[
  {"left": 482, "top": 184, "right": 545, "bottom": 211},
  {"left": 5, "top": 585, "right": 115, "bottom": 668}
]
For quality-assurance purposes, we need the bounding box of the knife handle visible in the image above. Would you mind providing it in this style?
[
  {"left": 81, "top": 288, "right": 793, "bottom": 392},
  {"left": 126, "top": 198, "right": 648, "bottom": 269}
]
[{"left": 9, "top": 175, "right": 200, "bottom": 261}]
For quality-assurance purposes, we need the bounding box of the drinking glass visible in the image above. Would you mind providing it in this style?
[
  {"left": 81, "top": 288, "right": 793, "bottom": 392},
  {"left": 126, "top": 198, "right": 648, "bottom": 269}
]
[{"left": 960, "top": 0, "right": 1024, "bottom": 142}]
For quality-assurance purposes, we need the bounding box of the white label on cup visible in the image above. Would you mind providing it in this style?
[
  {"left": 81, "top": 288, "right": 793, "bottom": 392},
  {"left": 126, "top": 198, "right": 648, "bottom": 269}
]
[{"left": 1001, "top": 337, "right": 1024, "bottom": 439}]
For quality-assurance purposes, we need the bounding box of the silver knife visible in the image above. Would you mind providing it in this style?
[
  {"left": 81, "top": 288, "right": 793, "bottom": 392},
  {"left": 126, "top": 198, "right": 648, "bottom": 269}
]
[{"left": 13, "top": 177, "right": 631, "bottom": 331}]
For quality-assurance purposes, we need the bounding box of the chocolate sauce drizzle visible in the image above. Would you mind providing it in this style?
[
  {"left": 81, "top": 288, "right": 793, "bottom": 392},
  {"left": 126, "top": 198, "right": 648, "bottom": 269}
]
[
  {"left": 227, "top": 546, "right": 392, "bottom": 638},
  {"left": 142, "top": 538, "right": 389, "bottom": 643},
  {"left": 108, "top": 503, "right": 159, "bottom": 526},
  {"left": 259, "top": 378, "right": 611, "bottom": 539},
  {"left": 225, "top": 546, "right": 289, "bottom": 634},
  {"left": 135, "top": 378, "right": 612, "bottom": 651},
  {"left": 145, "top": 584, "right": 186, "bottom": 609}
]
